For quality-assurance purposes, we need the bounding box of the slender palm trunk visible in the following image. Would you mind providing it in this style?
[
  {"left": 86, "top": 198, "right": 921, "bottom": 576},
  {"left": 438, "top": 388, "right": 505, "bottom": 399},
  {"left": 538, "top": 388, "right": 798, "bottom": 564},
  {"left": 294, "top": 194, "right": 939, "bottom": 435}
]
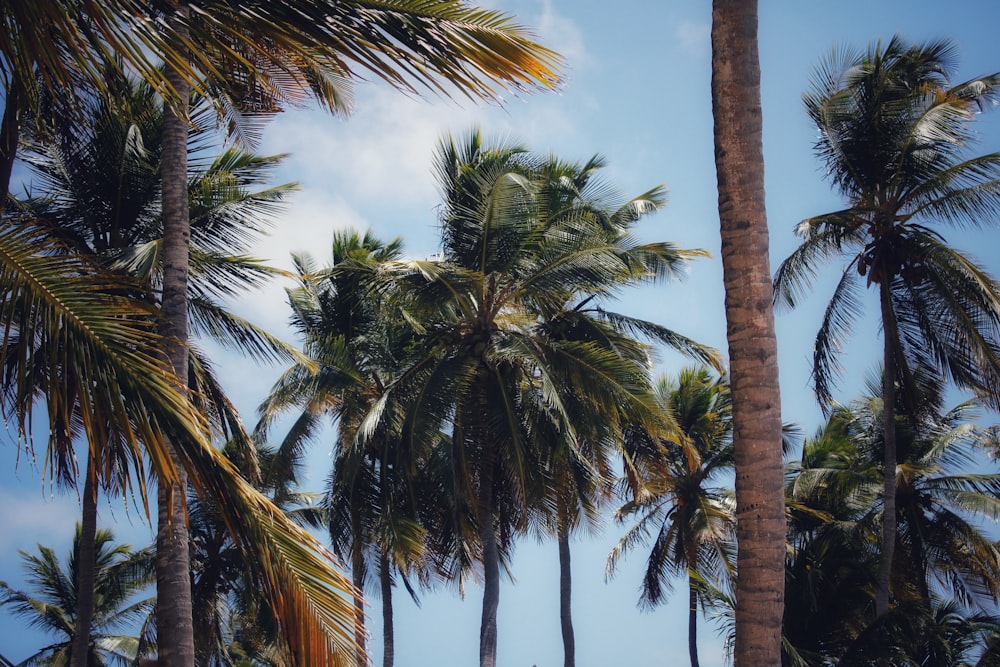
[
  {"left": 710, "top": 1, "right": 785, "bottom": 665},
  {"left": 69, "top": 454, "right": 98, "bottom": 667},
  {"left": 156, "top": 4, "right": 195, "bottom": 665},
  {"left": 687, "top": 573, "right": 700, "bottom": 667},
  {"left": 875, "top": 282, "right": 898, "bottom": 617},
  {"left": 557, "top": 515, "right": 575, "bottom": 667},
  {"left": 686, "top": 540, "right": 701, "bottom": 667},
  {"left": 351, "top": 535, "right": 367, "bottom": 661},
  {"left": 379, "top": 552, "right": 394, "bottom": 667},
  {"left": 0, "top": 77, "right": 22, "bottom": 212},
  {"left": 478, "top": 446, "right": 500, "bottom": 667}
]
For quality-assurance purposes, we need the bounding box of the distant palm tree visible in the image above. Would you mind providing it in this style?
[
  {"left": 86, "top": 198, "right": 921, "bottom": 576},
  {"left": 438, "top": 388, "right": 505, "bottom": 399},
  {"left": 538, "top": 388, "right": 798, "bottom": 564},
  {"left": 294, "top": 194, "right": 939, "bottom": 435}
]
[
  {"left": 773, "top": 36, "right": 1000, "bottom": 616},
  {"left": 527, "top": 154, "right": 719, "bottom": 667},
  {"left": 257, "top": 229, "right": 431, "bottom": 667},
  {"left": 609, "top": 366, "right": 735, "bottom": 667},
  {"left": 0, "top": 526, "right": 155, "bottom": 667},
  {"left": 783, "top": 371, "right": 1000, "bottom": 665}
]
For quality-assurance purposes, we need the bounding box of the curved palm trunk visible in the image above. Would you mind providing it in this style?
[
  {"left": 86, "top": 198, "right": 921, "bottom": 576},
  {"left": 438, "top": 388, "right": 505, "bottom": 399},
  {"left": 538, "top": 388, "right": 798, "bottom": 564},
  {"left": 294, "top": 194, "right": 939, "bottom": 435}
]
[
  {"left": 156, "top": 4, "right": 195, "bottom": 665},
  {"left": 557, "top": 515, "right": 575, "bottom": 667},
  {"left": 69, "top": 454, "right": 98, "bottom": 667},
  {"left": 710, "top": 1, "right": 785, "bottom": 665},
  {"left": 478, "top": 446, "right": 500, "bottom": 667},
  {"left": 379, "top": 552, "right": 394, "bottom": 667},
  {"left": 875, "top": 282, "right": 899, "bottom": 617},
  {"left": 687, "top": 573, "right": 700, "bottom": 667}
]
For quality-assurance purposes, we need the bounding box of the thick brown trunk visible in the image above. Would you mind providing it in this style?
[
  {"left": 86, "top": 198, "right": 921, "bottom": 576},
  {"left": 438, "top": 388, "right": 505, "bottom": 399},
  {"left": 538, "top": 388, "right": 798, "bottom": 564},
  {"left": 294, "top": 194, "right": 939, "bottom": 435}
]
[
  {"left": 875, "top": 283, "right": 898, "bottom": 617},
  {"left": 380, "top": 552, "right": 394, "bottom": 667},
  {"left": 710, "top": 2, "right": 786, "bottom": 665},
  {"left": 70, "top": 455, "right": 98, "bottom": 667},
  {"left": 156, "top": 4, "right": 195, "bottom": 665},
  {"left": 557, "top": 518, "right": 575, "bottom": 667}
]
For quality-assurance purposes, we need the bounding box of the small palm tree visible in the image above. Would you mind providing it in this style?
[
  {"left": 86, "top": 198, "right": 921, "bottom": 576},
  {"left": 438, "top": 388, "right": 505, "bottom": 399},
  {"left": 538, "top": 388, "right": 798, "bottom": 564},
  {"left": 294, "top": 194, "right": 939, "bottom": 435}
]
[
  {"left": 608, "top": 366, "right": 736, "bottom": 667},
  {"left": 773, "top": 36, "right": 1000, "bottom": 616},
  {"left": 0, "top": 525, "right": 155, "bottom": 667}
]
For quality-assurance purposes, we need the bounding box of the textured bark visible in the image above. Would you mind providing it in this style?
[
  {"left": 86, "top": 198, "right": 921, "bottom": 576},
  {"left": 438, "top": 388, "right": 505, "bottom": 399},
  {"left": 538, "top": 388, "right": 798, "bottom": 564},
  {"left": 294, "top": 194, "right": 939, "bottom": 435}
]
[
  {"left": 69, "top": 457, "right": 98, "bottom": 667},
  {"left": 710, "top": 1, "right": 786, "bottom": 665},
  {"left": 557, "top": 520, "right": 575, "bottom": 667},
  {"left": 380, "top": 552, "right": 394, "bottom": 667},
  {"left": 875, "top": 282, "right": 898, "bottom": 617},
  {"left": 156, "top": 4, "right": 195, "bottom": 665}
]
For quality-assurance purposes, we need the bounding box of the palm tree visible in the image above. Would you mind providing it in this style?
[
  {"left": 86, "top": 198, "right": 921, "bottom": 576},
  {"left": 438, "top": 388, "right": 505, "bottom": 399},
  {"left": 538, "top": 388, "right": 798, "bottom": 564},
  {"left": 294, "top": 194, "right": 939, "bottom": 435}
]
[
  {"left": 257, "top": 229, "right": 432, "bottom": 667},
  {"left": 710, "top": 1, "right": 786, "bottom": 664},
  {"left": 773, "top": 36, "right": 1000, "bottom": 616},
  {"left": 783, "top": 372, "right": 1000, "bottom": 664},
  {"left": 608, "top": 366, "right": 735, "bottom": 667},
  {"left": 363, "top": 131, "right": 709, "bottom": 667},
  {"left": 0, "top": 525, "right": 155, "bottom": 667},
  {"left": 527, "top": 155, "right": 719, "bottom": 667},
  {"left": 14, "top": 72, "right": 302, "bottom": 667},
  {"left": 4, "top": 4, "right": 563, "bottom": 664}
]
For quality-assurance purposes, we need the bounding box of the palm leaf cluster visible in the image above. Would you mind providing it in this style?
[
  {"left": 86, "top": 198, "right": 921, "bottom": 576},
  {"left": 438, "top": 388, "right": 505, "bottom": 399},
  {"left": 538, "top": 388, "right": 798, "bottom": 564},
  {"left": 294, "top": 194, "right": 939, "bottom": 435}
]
[
  {"left": 782, "top": 373, "right": 1000, "bottom": 667},
  {"left": 0, "top": 526, "right": 155, "bottom": 667}
]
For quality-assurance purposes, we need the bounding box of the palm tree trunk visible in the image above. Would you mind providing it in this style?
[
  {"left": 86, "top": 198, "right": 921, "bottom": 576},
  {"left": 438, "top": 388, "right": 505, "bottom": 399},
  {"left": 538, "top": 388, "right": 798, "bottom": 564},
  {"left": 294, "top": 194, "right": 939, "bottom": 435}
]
[
  {"left": 557, "top": 515, "right": 575, "bottom": 667},
  {"left": 710, "top": 1, "right": 785, "bottom": 665},
  {"left": 380, "top": 552, "right": 394, "bottom": 667},
  {"left": 478, "top": 446, "right": 500, "bottom": 667},
  {"left": 0, "top": 76, "right": 22, "bottom": 212},
  {"left": 156, "top": 4, "right": 195, "bottom": 665},
  {"left": 875, "top": 282, "right": 898, "bottom": 617},
  {"left": 351, "top": 524, "right": 367, "bottom": 661},
  {"left": 69, "top": 454, "right": 98, "bottom": 667},
  {"left": 687, "top": 573, "right": 700, "bottom": 667}
]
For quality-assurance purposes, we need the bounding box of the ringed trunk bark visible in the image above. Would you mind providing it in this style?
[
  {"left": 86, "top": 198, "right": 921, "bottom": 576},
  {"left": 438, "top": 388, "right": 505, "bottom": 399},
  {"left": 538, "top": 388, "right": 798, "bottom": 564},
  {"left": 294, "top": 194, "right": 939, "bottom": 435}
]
[
  {"left": 710, "top": 1, "right": 786, "bottom": 665},
  {"left": 156, "top": 4, "right": 195, "bottom": 665}
]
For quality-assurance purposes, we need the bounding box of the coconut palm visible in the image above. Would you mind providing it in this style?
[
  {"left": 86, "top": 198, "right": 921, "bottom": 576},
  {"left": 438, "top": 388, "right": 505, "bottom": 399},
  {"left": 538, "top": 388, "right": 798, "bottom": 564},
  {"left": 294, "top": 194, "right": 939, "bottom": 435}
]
[
  {"left": 526, "top": 155, "right": 719, "bottom": 667},
  {"left": 12, "top": 70, "right": 305, "bottom": 667},
  {"left": 782, "top": 371, "right": 1000, "bottom": 664},
  {"left": 710, "top": 1, "right": 786, "bottom": 663},
  {"left": 257, "top": 229, "right": 433, "bottom": 667},
  {"left": 0, "top": 525, "right": 155, "bottom": 667},
  {"left": 773, "top": 36, "right": 1000, "bottom": 616},
  {"left": 607, "top": 366, "right": 735, "bottom": 667},
  {"left": 4, "top": 4, "right": 563, "bottom": 663},
  {"left": 360, "top": 131, "right": 708, "bottom": 667}
]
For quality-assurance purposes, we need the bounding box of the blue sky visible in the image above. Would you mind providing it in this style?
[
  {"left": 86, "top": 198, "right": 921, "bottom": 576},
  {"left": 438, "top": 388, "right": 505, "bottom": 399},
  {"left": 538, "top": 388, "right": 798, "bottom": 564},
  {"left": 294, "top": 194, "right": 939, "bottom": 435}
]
[{"left": 3, "top": 1, "right": 1000, "bottom": 665}]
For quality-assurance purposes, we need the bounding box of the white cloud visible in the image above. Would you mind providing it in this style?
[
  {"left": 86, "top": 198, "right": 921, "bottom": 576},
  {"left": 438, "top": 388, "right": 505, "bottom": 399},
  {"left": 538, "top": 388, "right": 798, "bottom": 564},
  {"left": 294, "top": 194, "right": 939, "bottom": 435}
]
[
  {"left": 676, "top": 19, "right": 711, "bottom": 57},
  {"left": 0, "top": 489, "right": 79, "bottom": 557}
]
